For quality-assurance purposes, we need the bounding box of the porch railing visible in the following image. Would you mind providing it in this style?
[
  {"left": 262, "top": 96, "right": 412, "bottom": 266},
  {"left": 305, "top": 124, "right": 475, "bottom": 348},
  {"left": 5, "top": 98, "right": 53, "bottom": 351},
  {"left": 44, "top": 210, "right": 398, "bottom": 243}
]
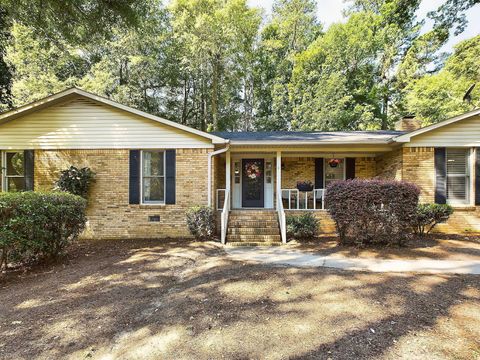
[
  {"left": 276, "top": 190, "right": 287, "bottom": 243},
  {"left": 281, "top": 189, "right": 326, "bottom": 210},
  {"left": 220, "top": 189, "right": 230, "bottom": 244}
]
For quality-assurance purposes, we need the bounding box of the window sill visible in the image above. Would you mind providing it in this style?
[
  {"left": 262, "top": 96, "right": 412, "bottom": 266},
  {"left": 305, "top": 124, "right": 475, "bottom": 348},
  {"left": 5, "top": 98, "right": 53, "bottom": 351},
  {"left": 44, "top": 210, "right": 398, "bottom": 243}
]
[{"left": 139, "top": 203, "right": 166, "bottom": 209}]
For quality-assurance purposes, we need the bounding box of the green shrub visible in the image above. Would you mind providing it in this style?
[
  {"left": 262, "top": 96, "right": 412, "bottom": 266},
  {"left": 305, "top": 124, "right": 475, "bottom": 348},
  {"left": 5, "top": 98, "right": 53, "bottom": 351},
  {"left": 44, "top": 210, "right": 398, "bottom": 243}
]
[
  {"left": 0, "top": 192, "right": 87, "bottom": 269},
  {"left": 186, "top": 206, "right": 215, "bottom": 240},
  {"left": 412, "top": 203, "right": 454, "bottom": 236},
  {"left": 325, "top": 179, "right": 420, "bottom": 246},
  {"left": 55, "top": 166, "right": 95, "bottom": 198},
  {"left": 286, "top": 212, "right": 319, "bottom": 239}
]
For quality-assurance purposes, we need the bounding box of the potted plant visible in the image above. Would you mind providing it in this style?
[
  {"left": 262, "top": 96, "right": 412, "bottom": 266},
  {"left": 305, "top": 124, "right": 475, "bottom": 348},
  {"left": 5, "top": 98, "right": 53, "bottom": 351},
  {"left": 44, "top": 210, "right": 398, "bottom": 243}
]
[
  {"left": 328, "top": 158, "right": 341, "bottom": 168},
  {"left": 296, "top": 180, "right": 314, "bottom": 192}
]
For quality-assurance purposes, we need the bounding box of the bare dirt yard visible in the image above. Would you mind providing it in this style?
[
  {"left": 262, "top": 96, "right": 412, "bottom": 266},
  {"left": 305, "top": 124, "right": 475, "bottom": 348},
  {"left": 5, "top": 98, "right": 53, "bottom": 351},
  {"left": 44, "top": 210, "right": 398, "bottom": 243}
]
[{"left": 0, "top": 238, "right": 479, "bottom": 360}]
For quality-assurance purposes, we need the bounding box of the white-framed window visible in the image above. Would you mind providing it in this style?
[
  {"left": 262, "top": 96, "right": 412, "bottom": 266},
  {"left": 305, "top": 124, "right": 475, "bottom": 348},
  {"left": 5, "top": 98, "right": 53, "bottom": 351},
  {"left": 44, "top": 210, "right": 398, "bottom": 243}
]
[
  {"left": 141, "top": 150, "right": 165, "bottom": 204},
  {"left": 324, "top": 158, "right": 346, "bottom": 187},
  {"left": 446, "top": 148, "right": 470, "bottom": 205},
  {"left": 1, "top": 151, "right": 25, "bottom": 192}
]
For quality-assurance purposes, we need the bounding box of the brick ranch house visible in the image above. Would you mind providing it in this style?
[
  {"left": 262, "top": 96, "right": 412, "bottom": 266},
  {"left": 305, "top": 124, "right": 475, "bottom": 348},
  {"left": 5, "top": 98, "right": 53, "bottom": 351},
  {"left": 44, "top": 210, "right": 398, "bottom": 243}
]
[{"left": 1, "top": 88, "right": 480, "bottom": 244}]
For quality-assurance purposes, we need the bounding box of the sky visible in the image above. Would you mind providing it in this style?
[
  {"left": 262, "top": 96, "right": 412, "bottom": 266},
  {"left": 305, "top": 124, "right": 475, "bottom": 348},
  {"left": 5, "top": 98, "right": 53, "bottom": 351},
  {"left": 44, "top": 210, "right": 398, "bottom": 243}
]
[{"left": 247, "top": 0, "right": 480, "bottom": 53}]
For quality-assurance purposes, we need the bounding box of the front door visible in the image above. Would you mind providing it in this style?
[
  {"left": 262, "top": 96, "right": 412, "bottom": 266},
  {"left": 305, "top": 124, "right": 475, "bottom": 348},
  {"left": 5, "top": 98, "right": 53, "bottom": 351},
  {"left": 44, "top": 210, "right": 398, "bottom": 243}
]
[{"left": 242, "top": 159, "right": 264, "bottom": 207}]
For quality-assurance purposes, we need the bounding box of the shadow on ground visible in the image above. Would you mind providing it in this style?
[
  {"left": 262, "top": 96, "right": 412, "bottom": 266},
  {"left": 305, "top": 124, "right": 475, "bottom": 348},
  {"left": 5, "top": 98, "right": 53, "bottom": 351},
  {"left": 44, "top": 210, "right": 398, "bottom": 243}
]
[
  {"left": 294, "top": 234, "right": 480, "bottom": 261},
  {"left": 0, "top": 239, "right": 479, "bottom": 360}
]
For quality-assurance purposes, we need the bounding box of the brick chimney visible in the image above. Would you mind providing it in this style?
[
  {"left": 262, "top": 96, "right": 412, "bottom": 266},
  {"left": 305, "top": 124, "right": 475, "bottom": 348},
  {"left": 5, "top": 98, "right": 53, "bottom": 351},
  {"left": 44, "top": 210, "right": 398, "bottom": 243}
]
[{"left": 395, "top": 115, "right": 422, "bottom": 132}]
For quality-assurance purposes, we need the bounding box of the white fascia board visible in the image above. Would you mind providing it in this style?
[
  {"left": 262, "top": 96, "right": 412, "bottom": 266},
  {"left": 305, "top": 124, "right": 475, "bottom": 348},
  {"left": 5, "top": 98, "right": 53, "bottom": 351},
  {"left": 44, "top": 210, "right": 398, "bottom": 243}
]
[{"left": 393, "top": 108, "right": 480, "bottom": 143}]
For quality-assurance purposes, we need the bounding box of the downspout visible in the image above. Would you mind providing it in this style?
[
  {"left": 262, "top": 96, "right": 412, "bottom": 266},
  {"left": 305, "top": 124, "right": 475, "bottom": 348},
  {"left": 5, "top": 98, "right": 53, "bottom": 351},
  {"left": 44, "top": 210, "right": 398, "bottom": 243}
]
[{"left": 208, "top": 143, "right": 230, "bottom": 207}]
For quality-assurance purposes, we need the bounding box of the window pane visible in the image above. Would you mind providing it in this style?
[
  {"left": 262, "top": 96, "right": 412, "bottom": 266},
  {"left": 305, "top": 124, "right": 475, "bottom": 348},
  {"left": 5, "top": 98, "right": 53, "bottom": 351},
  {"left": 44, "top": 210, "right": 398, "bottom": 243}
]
[
  {"left": 7, "top": 177, "right": 25, "bottom": 192},
  {"left": 143, "top": 151, "right": 164, "bottom": 176},
  {"left": 325, "top": 158, "right": 344, "bottom": 187},
  {"left": 143, "top": 177, "right": 164, "bottom": 202},
  {"left": 446, "top": 149, "right": 468, "bottom": 202},
  {"left": 6, "top": 152, "right": 24, "bottom": 176}
]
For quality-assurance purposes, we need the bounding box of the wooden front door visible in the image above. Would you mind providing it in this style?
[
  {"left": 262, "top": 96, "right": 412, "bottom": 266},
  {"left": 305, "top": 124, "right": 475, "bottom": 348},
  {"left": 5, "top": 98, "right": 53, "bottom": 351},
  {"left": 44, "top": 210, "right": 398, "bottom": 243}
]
[{"left": 242, "top": 159, "right": 264, "bottom": 208}]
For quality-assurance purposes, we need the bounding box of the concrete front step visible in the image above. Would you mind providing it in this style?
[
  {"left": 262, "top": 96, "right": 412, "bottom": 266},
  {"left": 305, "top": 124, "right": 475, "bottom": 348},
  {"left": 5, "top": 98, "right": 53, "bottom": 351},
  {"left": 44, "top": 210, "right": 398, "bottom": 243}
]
[
  {"left": 228, "top": 227, "right": 280, "bottom": 235},
  {"left": 227, "top": 234, "right": 281, "bottom": 242}
]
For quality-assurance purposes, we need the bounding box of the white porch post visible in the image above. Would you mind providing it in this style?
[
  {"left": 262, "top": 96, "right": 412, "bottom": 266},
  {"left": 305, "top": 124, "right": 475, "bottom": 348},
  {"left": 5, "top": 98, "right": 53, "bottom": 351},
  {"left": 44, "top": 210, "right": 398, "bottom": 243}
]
[
  {"left": 226, "top": 150, "right": 231, "bottom": 209},
  {"left": 276, "top": 151, "right": 281, "bottom": 209}
]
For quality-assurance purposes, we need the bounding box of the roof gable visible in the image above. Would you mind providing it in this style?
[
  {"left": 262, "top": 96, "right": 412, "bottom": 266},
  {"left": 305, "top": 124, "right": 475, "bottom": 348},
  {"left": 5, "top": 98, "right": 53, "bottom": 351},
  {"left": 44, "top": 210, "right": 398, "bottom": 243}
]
[
  {"left": 0, "top": 88, "right": 226, "bottom": 145},
  {"left": 394, "top": 108, "right": 480, "bottom": 143}
]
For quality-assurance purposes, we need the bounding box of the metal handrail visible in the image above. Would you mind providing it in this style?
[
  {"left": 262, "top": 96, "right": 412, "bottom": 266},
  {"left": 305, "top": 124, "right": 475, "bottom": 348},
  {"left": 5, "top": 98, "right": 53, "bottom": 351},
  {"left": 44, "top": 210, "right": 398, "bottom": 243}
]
[{"left": 220, "top": 189, "right": 230, "bottom": 244}]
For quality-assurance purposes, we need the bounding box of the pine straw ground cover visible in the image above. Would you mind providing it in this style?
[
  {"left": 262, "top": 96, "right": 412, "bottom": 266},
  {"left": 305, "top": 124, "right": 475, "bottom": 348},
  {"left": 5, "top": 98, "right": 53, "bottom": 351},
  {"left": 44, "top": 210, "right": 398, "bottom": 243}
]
[
  {"left": 291, "top": 234, "right": 480, "bottom": 261},
  {"left": 0, "top": 239, "right": 479, "bottom": 360}
]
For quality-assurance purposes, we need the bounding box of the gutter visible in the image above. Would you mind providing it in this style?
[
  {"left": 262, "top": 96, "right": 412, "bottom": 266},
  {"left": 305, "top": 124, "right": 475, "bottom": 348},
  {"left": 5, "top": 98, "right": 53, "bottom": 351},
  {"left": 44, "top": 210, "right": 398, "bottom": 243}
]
[
  {"left": 207, "top": 143, "right": 230, "bottom": 207},
  {"left": 227, "top": 139, "right": 396, "bottom": 146}
]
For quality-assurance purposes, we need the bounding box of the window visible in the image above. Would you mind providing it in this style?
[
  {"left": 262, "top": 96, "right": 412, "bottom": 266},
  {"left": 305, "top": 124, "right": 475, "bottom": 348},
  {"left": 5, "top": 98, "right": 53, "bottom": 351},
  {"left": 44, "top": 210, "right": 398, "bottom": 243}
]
[
  {"left": 2, "top": 151, "right": 25, "bottom": 192},
  {"left": 141, "top": 150, "right": 165, "bottom": 204},
  {"left": 446, "top": 149, "right": 469, "bottom": 204},
  {"left": 234, "top": 161, "right": 240, "bottom": 184},
  {"left": 265, "top": 161, "right": 272, "bottom": 184},
  {"left": 324, "top": 158, "right": 345, "bottom": 187}
]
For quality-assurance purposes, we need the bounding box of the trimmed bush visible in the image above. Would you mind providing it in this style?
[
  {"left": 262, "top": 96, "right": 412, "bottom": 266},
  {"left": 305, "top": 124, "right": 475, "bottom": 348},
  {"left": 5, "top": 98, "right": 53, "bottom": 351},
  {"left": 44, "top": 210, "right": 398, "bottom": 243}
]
[
  {"left": 286, "top": 212, "right": 319, "bottom": 239},
  {"left": 55, "top": 166, "right": 95, "bottom": 198},
  {"left": 0, "top": 192, "right": 87, "bottom": 269},
  {"left": 186, "top": 206, "right": 215, "bottom": 240},
  {"left": 412, "top": 203, "right": 454, "bottom": 236},
  {"left": 325, "top": 179, "right": 420, "bottom": 246}
]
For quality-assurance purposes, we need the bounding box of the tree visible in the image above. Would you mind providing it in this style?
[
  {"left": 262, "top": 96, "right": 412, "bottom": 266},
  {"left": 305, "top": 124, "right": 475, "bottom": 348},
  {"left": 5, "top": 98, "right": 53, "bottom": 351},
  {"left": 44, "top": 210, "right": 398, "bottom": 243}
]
[
  {"left": 289, "top": 0, "right": 451, "bottom": 131},
  {"left": 5, "top": 24, "right": 87, "bottom": 107},
  {"left": 170, "top": 0, "right": 261, "bottom": 131},
  {"left": 253, "top": 0, "right": 321, "bottom": 130},
  {"left": 405, "top": 35, "right": 480, "bottom": 125},
  {"left": 0, "top": 0, "right": 149, "bottom": 110},
  {"left": 0, "top": 7, "right": 11, "bottom": 111},
  {"left": 290, "top": 12, "right": 381, "bottom": 130},
  {"left": 428, "top": 0, "right": 480, "bottom": 36},
  {"left": 0, "top": 0, "right": 147, "bottom": 44}
]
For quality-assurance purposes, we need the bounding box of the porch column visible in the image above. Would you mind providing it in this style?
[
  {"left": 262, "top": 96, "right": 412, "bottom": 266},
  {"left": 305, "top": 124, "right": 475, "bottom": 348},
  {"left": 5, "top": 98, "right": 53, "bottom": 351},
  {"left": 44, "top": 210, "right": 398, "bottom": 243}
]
[
  {"left": 276, "top": 151, "right": 281, "bottom": 209},
  {"left": 225, "top": 150, "right": 231, "bottom": 210}
]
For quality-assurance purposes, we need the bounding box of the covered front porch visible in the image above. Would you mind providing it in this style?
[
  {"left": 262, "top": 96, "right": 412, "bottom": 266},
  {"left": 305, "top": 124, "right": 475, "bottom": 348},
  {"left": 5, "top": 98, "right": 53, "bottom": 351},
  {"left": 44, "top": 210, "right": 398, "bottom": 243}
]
[{"left": 211, "top": 144, "right": 396, "bottom": 244}]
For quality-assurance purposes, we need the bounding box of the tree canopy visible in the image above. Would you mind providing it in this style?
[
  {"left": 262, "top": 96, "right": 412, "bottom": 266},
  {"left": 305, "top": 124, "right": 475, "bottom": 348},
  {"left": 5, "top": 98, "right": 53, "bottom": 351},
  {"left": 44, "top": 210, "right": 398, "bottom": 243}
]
[{"left": 1, "top": 0, "right": 479, "bottom": 130}]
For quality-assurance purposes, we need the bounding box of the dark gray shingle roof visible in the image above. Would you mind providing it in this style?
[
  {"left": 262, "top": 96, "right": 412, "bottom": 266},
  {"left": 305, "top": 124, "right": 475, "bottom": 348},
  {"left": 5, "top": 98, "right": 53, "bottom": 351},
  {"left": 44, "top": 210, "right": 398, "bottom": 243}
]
[{"left": 212, "top": 130, "right": 405, "bottom": 143}]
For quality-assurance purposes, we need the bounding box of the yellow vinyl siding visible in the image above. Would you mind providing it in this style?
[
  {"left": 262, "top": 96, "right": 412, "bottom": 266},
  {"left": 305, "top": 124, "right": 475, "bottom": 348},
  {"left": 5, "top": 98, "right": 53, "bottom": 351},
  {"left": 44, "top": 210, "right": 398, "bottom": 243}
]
[
  {"left": 0, "top": 98, "right": 213, "bottom": 149},
  {"left": 405, "top": 115, "right": 480, "bottom": 147}
]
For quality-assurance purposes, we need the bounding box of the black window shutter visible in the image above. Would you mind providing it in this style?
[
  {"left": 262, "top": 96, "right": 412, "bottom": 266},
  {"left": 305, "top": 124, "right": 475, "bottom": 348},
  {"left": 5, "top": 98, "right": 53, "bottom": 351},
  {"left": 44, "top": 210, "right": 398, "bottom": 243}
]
[
  {"left": 346, "top": 158, "right": 355, "bottom": 180},
  {"left": 315, "top": 158, "right": 324, "bottom": 189},
  {"left": 434, "top": 147, "right": 447, "bottom": 204},
  {"left": 129, "top": 150, "right": 140, "bottom": 204},
  {"left": 475, "top": 148, "right": 480, "bottom": 205},
  {"left": 165, "top": 150, "right": 176, "bottom": 204},
  {"left": 24, "top": 150, "right": 34, "bottom": 191}
]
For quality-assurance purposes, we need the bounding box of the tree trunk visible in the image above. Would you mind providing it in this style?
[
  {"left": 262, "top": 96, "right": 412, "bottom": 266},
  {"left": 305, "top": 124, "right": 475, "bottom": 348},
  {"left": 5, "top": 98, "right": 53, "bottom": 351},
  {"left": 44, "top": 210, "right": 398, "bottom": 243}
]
[
  {"left": 211, "top": 56, "right": 220, "bottom": 131},
  {"left": 381, "top": 93, "right": 389, "bottom": 130},
  {"left": 181, "top": 78, "right": 188, "bottom": 125}
]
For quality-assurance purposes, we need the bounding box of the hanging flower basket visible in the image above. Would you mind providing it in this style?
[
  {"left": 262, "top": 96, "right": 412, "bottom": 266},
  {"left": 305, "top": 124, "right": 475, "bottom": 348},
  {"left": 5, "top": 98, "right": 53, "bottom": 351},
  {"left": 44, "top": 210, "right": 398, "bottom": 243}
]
[
  {"left": 245, "top": 162, "right": 262, "bottom": 179},
  {"left": 296, "top": 180, "right": 314, "bottom": 192},
  {"left": 328, "top": 158, "right": 341, "bottom": 168}
]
